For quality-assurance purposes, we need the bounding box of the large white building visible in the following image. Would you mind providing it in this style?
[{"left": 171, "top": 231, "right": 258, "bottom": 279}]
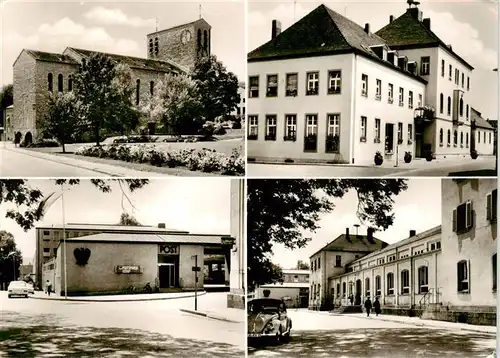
[{"left": 247, "top": 4, "right": 495, "bottom": 165}]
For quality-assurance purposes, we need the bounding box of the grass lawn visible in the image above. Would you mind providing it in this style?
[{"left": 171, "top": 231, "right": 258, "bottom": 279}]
[{"left": 448, "top": 169, "right": 497, "bottom": 177}]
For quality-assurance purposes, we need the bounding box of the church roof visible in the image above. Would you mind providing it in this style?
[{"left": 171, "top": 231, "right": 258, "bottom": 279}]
[
  {"left": 66, "top": 47, "right": 187, "bottom": 73},
  {"left": 375, "top": 8, "right": 473, "bottom": 70},
  {"left": 25, "top": 49, "right": 79, "bottom": 65},
  {"left": 310, "top": 233, "right": 389, "bottom": 258},
  {"left": 147, "top": 18, "right": 211, "bottom": 36}
]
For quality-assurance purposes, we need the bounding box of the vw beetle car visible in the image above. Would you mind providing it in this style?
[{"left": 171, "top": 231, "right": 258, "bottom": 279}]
[
  {"left": 247, "top": 298, "right": 292, "bottom": 343},
  {"left": 7, "top": 281, "right": 29, "bottom": 298}
]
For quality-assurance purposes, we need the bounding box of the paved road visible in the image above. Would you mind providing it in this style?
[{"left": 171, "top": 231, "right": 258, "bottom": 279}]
[
  {"left": 0, "top": 292, "right": 244, "bottom": 357},
  {"left": 248, "top": 310, "right": 496, "bottom": 357}
]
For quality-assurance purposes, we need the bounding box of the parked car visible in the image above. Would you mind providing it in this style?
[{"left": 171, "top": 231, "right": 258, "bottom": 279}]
[
  {"left": 247, "top": 298, "right": 292, "bottom": 344},
  {"left": 8, "top": 281, "right": 30, "bottom": 298}
]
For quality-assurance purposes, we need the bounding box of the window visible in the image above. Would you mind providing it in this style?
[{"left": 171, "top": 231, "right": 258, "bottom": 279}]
[
  {"left": 304, "top": 114, "right": 318, "bottom": 152},
  {"left": 439, "top": 93, "right": 444, "bottom": 113},
  {"left": 453, "top": 200, "right": 473, "bottom": 233},
  {"left": 149, "top": 38, "right": 153, "bottom": 54},
  {"left": 397, "top": 122, "right": 403, "bottom": 144},
  {"left": 149, "top": 81, "right": 154, "bottom": 96},
  {"left": 460, "top": 132, "right": 463, "bottom": 147},
  {"left": 447, "top": 96, "right": 451, "bottom": 116},
  {"left": 43, "top": 248, "right": 50, "bottom": 254},
  {"left": 342, "top": 282, "right": 346, "bottom": 296},
  {"left": 439, "top": 128, "right": 444, "bottom": 146},
  {"left": 388, "top": 83, "right": 394, "bottom": 103},
  {"left": 136, "top": 79, "right": 140, "bottom": 105},
  {"left": 336, "top": 283, "right": 340, "bottom": 297},
  {"left": 306, "top": 72, "right": 319, "bottom": 95},
  {"left": 418, "top": 266, "right": 429, "bottom": 293},
  {"left": 203, "top": 30, "right": 208, "bottom": 51},
  {"left": 418, "top": 94, "right": 422, "bottom": 107},
  {"left": 457, "top": 260, "right": 469, "bottom": 292},
  {"left": 374, "top": 118, "right": 381, "bottom": 143},
  {"left": 375, "top": 275, "right": 381, "bottom": 296},
  {"left": 461, "top": 73, "right": 465, "bottom": 88},
  {"left": 385, "top": 123, "right": 394, "bottom": 154},
  {"left": 449, "top": 64, "right": 452, "bottom": 80},
  {"left": 421, "top": 56, "right": 430, "bottom": 75},
  {"left": 360, "top": 116, "right": 367, "bottom": 142},
  {"left": 336, "top": 255, "right": 342, "bottom": 267},
  {"left": 286, "top": 73, "right": 298, "bottom": 96},
  {"left": 58, "top": 74, "right": 63, "bottom": 92},
  {"left": 459, "top": 98, "right": 463, "bottom": 117},
  {"left": 265, "top": 115, "right": 277, "bottom": 140},
  {"left": 487, "top": 189, "right": 497, "bottom": 222},
  {"left": 398, "top": 87, "right": 404, "bottom": 106},
  {"left": 361, "top": 74, "right": 368, "bottom": 96},
  {"left": 365, "top": 277, "right": 370, "bottom": 297},
  {"left": 441, "top": 60, "right": 445, "bottom": 77},
  {"left": 454, "top": 130, "right": 457, "bottom": 147},
  {"left": 455, "top": 69, "right": 459, "bottom": 85},
  {"left": 318, "top": 257, "right": 321, "bottom": 269},
  {"left": 467, "top": 77, "right": 470, "bottom": 91},
  {"left": 43, "top": 230, "right": 50, "bottom": 236},
  {"left": 490, "top": 132, "right": 492, "bottom": 144},
  {"left": 326, "top": 114, "right": 340, "bottom": 153},
  {"left": 387, "top": 272, "right": 394, "bottom": 295},
  {"left": 484, "top": 131, "right": 486, "bottom": 144},
  {"left": 479, "top": 131, "right": 481, "bottom": 143},
  {"left": 154, "top": 37, "right": 159, "bottom": 54},
  {"left": 68, "top": 75, "right": 73, "bottom": 91},
  {"left": 249, "top": 76, "right": 259, "bottom": 97},
  {"left": 266, "top": 75, "right": 278, "bottom": 97},
  {"left": 466, "top": 132, "right": 469, "bottom": 148},
  {"left": 408, "top": 91, "right": 413, "bottom": 109},
  {"left": 400, "top": 270, "right": 409, "bottom": 294},
  {"left": 48, "top": 73, "right": 53, "bottom": 91},
  {"left": 328, "top": 70, "right": 341, "bottom": 94},
  {"left": 447, "top": 129, "right": 451, "bottom": 146},
  {"left": 493, "top": 254, "right": 497, "bottom": 291},
  {"left": 466, "top": 105, "right": 469, "bottom": 119},
  {"left": 284, "top": 115, "right": 297, "bottom": 140},
  {"left": 437, "top": 241, "right": 441, "bottom": 249},
  {"left": 375, "top": 79, "right": 381, "bottom": 100},
  {"left": 247, "top": 115, "right": 258, "bottom": 139},
  {"left": 408, "top": 124, "right": 413, "bottom": 144}
]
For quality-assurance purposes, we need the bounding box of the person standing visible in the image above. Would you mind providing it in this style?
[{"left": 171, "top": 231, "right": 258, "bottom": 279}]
[
  {"left": 349, "top": 294, "right": 354, "bottom": 306},
  {"left": 374, "top": 296, "right": 381, "bottom": 316},
  {"left": 364, "top": 296, "right": 372, "bottom": 317},
  {"left": 45, "top": 279, "right": 52, "bottom": 296}
]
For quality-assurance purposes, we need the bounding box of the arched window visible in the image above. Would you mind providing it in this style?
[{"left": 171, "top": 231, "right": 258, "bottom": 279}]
[
  {"left": 493, "top": 254, "right": 497, "bottom": 291},
  {"left": 447, "top": 129, "right": 451, "bottom": 145},
  {"left": 454, "top": 130, "right": 458, "bottom": 146},
  {"left": 365, "top": 277, "right": 370, "bottom": 297},
  {"left": 154, "top": 37, "right": 159, "bottom": 54},
  {"left": 457, "top": 260, "right": 469, "bottom": 292},
  {"left": 58, "top": 74, "right": 63, "bottom": 92},
  {"left": 149, "top": 39, "right": 153, "bottom": 55},
  {"left": 203, "top": 30, "right": 208, "bottom": 51},
  {"left": 460, "top": 132, "right": 463, "bottom": 146},
  {"left": 136, "top": 79, "right": 140, "bottom": 105},
  {"left": 375, "top": 275, "right": 381, "bottom": 296},
  {"left": 466, "top": 133, "right": 469, "bottom": 147},
  {"left": 342, "top": 282, "right": 346, "bottom": 297},
  {"left": 439, "top": 128, "right": 444, "bottom": 145},
  {"left": 439, "top": 93, "right": 443, "bottom": 113},
  {"left": 447, "top": 96, "right": 451, "bottom": 115},
  {"left": 459, "top": 98, "right": 464, "bottom": 116},
  {"left": 197, "top": 29, "right": 202, "bottom": 50},
  {"left": 418, "top": 266, "right": 429, "bottom": 293},
  {"left": 48, "top": 73, "right": 53, "bottom": 91},
  {"left": 400, "top": 270, "right": 409, "bottom": 294},
  {"left": 387, "top": 272, "right": 394, "bottom": 295},
  {"left": 348, "top": 281, "right": 353, "bottom": 296},
  {"left": 478, "top": 131, "right": 481, "bottom": 143},
  {"left": 150, "top": 81, "right": 154, "bottom": 96},
  {"left": 68, "top": 75, "right": 73, "bottom": 92},
  {"left": 466, "top": 105, "right": 469, "bottom": 119},
  {"left": 336, "top": 283, "right": 340, "bottom": 297}
]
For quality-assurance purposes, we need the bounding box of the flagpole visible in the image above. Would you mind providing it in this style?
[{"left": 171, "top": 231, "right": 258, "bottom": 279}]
[{"left": 61, "top": 184, "right": 67, "bottom": 299}]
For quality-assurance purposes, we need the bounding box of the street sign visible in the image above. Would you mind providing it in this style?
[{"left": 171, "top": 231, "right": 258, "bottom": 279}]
[{"left": 192, "top": 266, "right": 201, "bottom": 272}]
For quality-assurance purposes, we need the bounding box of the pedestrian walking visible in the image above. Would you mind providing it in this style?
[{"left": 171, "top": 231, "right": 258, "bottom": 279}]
[
  {"left": 374, "top": 296, "right": 381, "bottom": 316},
  {"left": 45, "top": 279, "right": 52, "bottom": 296},
  {"left": 364, "top": 297, "right": 372, "bottom": 317},
  {"left": 349, "top": 294, "right": 354, "bottom": 306}
]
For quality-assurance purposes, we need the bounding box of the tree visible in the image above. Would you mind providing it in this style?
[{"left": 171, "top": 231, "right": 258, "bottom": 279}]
[
  {"left": 118, "top": 212, "right": 141, "bottom": 226},
  {"left": 42, "top": 92, "right": 80, "bottom": 152},
  {"left": 0, "top": 231, "right": 23, "bottom": 286},
  {"left": 141, "top": 73, "right": 203, "bottom": 135},
  {"left": 0, "top": 84, "right": 13, "bottom": 128},
  {"left": 247, "top": 179, "right": 408, "bottom": 291},
  {"left": 296, "top": 260, "right": 310, "bottom": 270},
  {"left": 0, "top": 179, "right": 149, "bottom": 231},
  {"left": 73, "top": 54, "right": 139, "bottom": 145},
  {"left": 191, "top": 55, "right": 240, "bottom": 123}
]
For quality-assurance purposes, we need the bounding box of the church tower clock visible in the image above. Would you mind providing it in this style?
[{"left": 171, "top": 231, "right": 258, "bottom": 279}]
[{"left": 146, "top": 18, "right": 211, "bottom": 70}]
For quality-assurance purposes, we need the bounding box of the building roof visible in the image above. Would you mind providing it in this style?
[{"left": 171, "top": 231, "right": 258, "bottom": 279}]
[
  {"left": 65, "top": 47, "right": 188, "bottom": 73},
  {"left": 25, "top": 49, "right": 79, "bottom": 65},
  {"left": 37, "top": 223, "right": 188, "bottom": 234},
  {"left": 310, "top": 232, "right": 389, "bottom": 258},
  {"left": 282, "top": 269, "right": 310, "bottom": 275},
  {"left": 260, "top": 282, "right": 309, "bottom": 289},
  {"left": 347, "top": 225, "right": 442, "bottom": 265},
  {"left": 248, "top": 5, "right": 427, "bottom": 84},
  {"left": 375, "top": 8, "right": 474, "bottom": 70},
  {"left": 61, "top": 233, "right": 226, "bottom": 245},
  {"left": 471, "top": 108, "right": 495, "bottom": 130},
  {"left": 147, "top": 18, "right": 211, "bottom": 36}
]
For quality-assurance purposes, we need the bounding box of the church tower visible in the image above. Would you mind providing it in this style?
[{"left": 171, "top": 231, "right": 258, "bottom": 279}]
[{"left": 146, "top": 18, "right": 211, "bottom": 70}]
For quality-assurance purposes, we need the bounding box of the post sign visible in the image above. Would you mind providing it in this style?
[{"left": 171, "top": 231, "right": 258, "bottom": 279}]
[
  {"left": 115, "top": 265, "right": 142, "bottom": 274},
  {"left": 159, "top": 244, "right": 179, "bottom": 255}
]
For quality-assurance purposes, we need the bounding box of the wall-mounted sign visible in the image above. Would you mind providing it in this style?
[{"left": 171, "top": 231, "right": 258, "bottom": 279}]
[
  {"left": 159, "top": 244, "right": 179, "bottom": 255},
  {"left": 115, "top": 265, "right": 143, "bottom": 274}
]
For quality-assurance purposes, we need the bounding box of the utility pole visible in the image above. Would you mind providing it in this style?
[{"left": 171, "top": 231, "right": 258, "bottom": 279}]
[{"left": 192, "top": 254, "right": 199, "bottom": 311}]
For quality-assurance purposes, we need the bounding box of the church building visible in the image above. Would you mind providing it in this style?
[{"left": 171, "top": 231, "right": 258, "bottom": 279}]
[{"left": 10, "top": 18, "right": 212, "bottom": 144}]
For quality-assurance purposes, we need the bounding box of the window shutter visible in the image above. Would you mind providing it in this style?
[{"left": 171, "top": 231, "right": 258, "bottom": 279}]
[
  {"left": 466, "top": 200, "right": 473, "bottom": 229},
  {"left": 452, "top": 209, "right": 457, "bottom": 232},
  {"left": 457, "top": 262, "right": 461, "bottom": 291},
  {"left": 487, "top": 193, "right": 492, "bottom": 221},
  {"left": 467, "top": 259, "right": 471, "bottom": 292},
  {"left": 493, "top": 190, "right": 497, "bottom": 221}
]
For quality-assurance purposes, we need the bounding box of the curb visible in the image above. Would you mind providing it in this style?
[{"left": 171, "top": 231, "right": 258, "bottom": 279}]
[
  {"left": 29, "top": 291, "right": 207, "bottom": 302},
  {"left": 179, "top": 308, "right": 242, "bottom": 324}
]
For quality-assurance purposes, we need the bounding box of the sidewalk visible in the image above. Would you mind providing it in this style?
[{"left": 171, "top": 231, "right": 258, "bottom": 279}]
[
  {"left": 179, "top": 307, "right": 244, "bottom": 324},
  {"left": 30, "top": 290, "right": 207, "bottom": 302}
]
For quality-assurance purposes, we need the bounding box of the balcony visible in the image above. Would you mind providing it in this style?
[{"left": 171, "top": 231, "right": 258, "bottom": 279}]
[
  {"left": 414, "top": 106, "right": 435, "bottom": 124},
  {"left": 453, "top": 119, "right": 465, "bottom": 126}
]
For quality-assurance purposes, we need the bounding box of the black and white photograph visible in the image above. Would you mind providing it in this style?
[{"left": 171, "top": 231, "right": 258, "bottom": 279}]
[
  {"left": 246, "top": 1, "right": 498, "bottom": 178},
  {"left": 247, "top": 178, "right": 497, "bottom": 357},
  {"left": 0, "top": 178, "right": 245, "bottom": 356},
  {"left": 0, "top": 1, "right": 245, "bottom": 177}
]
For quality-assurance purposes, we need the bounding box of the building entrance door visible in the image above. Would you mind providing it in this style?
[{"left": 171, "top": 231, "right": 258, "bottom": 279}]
[
  {"left": 355, "top": 279, "right": 362, "bottom": 305},
  {"left": 158, "top": 264, "right": 175, "bottom": 288},
  {"left": 385, "top": 123, "right": 394, "bottom": 154}
]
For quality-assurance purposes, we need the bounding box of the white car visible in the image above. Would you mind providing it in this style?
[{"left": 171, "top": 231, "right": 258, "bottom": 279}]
[
  {"left": 26, "top": 283, "right": 35, "bottom": 294},
  {"left": 8, "top": 281, "right": 29, "bottom": 298}
]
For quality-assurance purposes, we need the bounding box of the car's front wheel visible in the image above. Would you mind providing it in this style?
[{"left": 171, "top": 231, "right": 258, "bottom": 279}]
[{"left": 8, "top": 294, "right": 11, "bottom": 299}]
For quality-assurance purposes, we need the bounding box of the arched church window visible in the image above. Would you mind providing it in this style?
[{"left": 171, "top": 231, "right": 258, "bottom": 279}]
[
  {"left": 150, "top": 81, "right": 154, "bottom": 96},
  {"left": 48, "top": 73, "right": 53, "bottom": 92},
  {"left": 197, "top": 29, "right": 202, "bottom": 51},
  {"left": 58, "top": 74, "right": 63, "bottom": 92},
  {"left": 154, "top": 37, "right": 159, "bottom": 54},
  {"left": 203, "top": 30, "right": 208, "bottom": 51},
  {"left": 136, "top": 79, "right": 140, "bottom": 105},
  {"left": 68, "top": 75, "right": 73, "bottom": 92},
  {"left": 149, "top": 39, "right": 154, "bottom": 55}
]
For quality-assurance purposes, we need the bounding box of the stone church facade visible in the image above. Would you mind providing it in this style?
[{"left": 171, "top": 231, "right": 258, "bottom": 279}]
[{"left": 10, "top": 18, "right": 211, "bottom": 143}]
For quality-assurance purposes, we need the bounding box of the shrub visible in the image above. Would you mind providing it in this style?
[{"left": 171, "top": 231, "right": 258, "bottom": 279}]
[
  {"left": 425, "top": 151, "right": 433, "bottom": 162},
  {"left": 27, "top": 139, "right": 60, "bottom": 148},
  {"left": 213, "top": 123, "right": 227, "bottom": 135},
  {"left": 374, "top": 151, "right": 383, "bottom": 166},
  {"left": 470, "top": 150, "right": 479, "bottom": 160},
  {"left": 202, "top": 121, "right": 215, "bottom": 138},
  {"left": 404, "top": 151, "right": 412, "bottom": 163}
]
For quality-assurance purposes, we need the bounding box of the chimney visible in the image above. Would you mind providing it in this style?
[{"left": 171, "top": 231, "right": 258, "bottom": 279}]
[
  {"left": 271, "top": 20, "right": 282, "bottom": 40},
  {"left": 158, "top": 223, "right": 166, "bottom": 229},
  {"left": 367, "top": 228, "right": 375, "bottom": 243},
  {"left": 389, "top": 15, "right": 394, "bottom": 23},
  {"left": 364, "top": 23, "right": 370, "bottom": 35},
  {"left": 408, "top": 7, "right": 423, "bottom": 21},
  {"left": 423, "top": 18, "right": 431, "bottom": 30},
  {"left": 409, "top": 230, "right": 417, "bottom": 237},
  {"left": 345, "top": 228, "right": 351, "bottom": 242}
]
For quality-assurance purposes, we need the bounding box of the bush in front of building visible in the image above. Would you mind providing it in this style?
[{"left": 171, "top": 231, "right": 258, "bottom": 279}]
[
  {"left": 425, "top": 150, "right": 434, "bottom": 162},
  {"left": 470, "top": 149, "right": 479, "bottom": 160},
  {"left": 374, "top": 151, "right": 384, "bottom": 166},
  {"left": 404, "top": 151, "right": 412, "bottom": 163}
]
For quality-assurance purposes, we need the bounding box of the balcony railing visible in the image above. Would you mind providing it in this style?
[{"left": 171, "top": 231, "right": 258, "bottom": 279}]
[{"left": 414, "top": 107, "right": 435, "bottom": 124}]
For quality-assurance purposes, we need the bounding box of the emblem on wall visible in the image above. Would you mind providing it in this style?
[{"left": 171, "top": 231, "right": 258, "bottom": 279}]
[{"left": 74, "top": 248, "right": 91, "bottom": 266}]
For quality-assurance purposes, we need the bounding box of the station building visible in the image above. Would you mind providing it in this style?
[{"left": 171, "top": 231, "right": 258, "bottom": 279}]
[{"left": 255, "top": 269, "right": 310, "bottom": 308}]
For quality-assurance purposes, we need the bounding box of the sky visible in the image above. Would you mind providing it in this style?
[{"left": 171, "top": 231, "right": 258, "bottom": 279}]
[
  {"left": 270, "top": 178, "right": 443, "bottom": 269},
  {"left": 0, "top": 0, "right": 245, "bottom": 85},
  {"left": 0, "top": 179, "right": 234, "bottom": 265},
  {"left": 248, "top": 0, "right": 499, "bottom": 121}
]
